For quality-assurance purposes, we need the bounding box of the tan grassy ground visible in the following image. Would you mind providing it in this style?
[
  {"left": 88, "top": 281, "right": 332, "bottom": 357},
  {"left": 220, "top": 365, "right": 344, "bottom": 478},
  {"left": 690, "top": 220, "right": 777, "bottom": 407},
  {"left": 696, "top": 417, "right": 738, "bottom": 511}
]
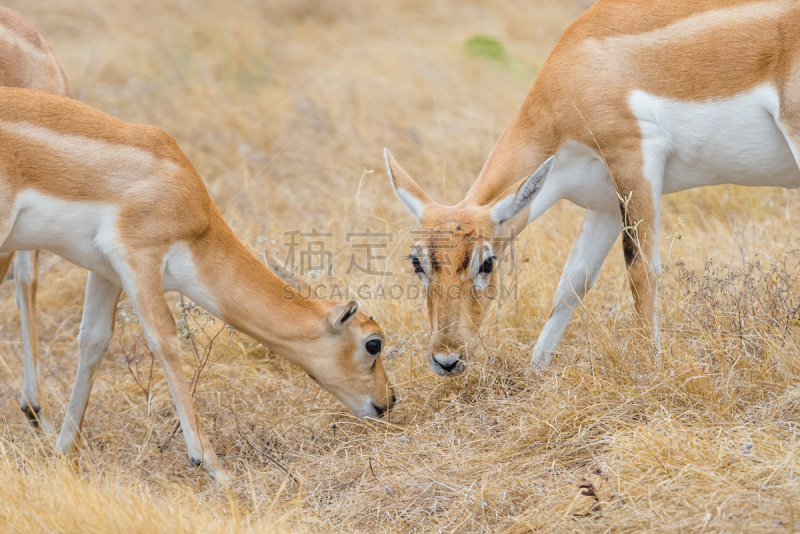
[{"left": 1, "top": 1, "right": 799, "bottom": 532}]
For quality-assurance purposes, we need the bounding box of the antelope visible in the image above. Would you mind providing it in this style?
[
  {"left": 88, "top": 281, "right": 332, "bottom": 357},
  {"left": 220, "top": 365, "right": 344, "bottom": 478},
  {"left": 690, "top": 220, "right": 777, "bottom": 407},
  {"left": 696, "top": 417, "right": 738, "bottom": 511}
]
[
  {"left": 385, "top": 0, "right": 800, "bottom": 375},
  {"left": 0, "top": 87, "right": 395, "bottom": 482},
  {"left": 0, "top": 5, "right": 72, "bottom": 432}
]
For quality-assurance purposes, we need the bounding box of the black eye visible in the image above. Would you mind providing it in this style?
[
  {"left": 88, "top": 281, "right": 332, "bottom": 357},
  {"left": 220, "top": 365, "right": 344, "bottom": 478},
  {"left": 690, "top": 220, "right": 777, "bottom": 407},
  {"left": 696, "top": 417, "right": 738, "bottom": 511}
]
[
  {"left": 411, "top": 256, "right": 424, "bottom": 274},
  {"left": 479, "top": 256, "right": 495, "bottom": 274},
  {"left": 366, "top": 339, "right": 382, "bottom": 355}
]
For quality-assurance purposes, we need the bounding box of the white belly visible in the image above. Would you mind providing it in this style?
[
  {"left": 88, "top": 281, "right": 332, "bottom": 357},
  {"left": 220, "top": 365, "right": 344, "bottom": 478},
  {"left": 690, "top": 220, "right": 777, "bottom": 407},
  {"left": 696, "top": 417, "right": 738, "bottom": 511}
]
[
  {"left": 0, "top": 190, "right": 217, "bottom": 311},
  {"left": 630, "top": 85, "right": 800, "bottom": 194},
  {"left": 0, "top": 190, "right": 120, "bottom": 283}
]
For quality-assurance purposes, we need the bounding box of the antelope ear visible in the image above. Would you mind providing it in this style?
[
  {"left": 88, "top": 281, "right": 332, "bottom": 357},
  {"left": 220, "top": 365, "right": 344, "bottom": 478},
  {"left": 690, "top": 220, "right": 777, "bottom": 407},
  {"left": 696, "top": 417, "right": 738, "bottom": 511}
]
[
  {"left": 327, "top": 300, "right": 360, "bottom": 331},
  {"left": 489, "top": 156, "right": 554, "bottom": 230},
  {"left": 266, "top": 252, "right": 307, "bottom": 292},
  {"left": 384, "top": 148, "right": 436, "bottom": 222}
]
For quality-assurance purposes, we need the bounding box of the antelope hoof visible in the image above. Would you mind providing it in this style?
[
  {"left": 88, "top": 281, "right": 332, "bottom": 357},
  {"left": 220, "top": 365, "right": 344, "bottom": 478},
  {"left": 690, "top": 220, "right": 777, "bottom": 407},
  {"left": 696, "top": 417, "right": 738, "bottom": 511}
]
[
  {"left": 20, "top": 402, "right": 54, "bottom": 434},
  {"left": 191, "top": 457, "right": 231, "bottom": 484},
  {"left": 530, "top": 347, "right": 553, "bottom": 369},
  {"left": 208, "top": 465, "right": 231, "bottom": 484},
  {"left": 20, "top": 401, "right": 40, "bottom": 419}
]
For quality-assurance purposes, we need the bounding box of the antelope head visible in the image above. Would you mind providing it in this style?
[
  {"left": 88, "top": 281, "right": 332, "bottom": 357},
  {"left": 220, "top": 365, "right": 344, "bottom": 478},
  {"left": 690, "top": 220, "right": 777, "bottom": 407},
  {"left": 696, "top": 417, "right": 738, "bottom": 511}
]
[
  {"left": 268, "top": 256, "right": 395, "bottom": 417},
  {"left": 384, "top": 149, "right": 553, "bottom": 377}
]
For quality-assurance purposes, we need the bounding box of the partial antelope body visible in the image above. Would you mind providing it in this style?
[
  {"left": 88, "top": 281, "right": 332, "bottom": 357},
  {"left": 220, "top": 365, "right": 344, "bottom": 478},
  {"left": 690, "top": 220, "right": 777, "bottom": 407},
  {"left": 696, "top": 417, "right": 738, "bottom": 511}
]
[
  {"left": 385, "top": 0, "right": 800, "bottom": 374},
  {"left": 0, "top": 88, "right": 394, "bottom": 482},
  {"left": 0, "top": 5, "right": 72, "bottom": 432}
]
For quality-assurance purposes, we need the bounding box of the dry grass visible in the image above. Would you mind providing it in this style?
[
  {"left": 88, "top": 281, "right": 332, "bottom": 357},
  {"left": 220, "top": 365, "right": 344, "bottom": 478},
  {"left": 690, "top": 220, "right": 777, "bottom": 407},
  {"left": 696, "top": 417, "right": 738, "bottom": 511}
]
[{"left": 1, "top": 0, "right": 799, "bottom": 532}]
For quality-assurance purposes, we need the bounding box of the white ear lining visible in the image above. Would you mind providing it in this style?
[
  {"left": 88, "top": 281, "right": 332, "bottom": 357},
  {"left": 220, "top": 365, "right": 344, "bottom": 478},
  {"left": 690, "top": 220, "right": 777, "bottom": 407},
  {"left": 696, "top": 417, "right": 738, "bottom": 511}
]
[
  {"left": 329, "top": 300, "right": 360, "bottom": 331},
  {"left": 383, "top": 147, "right": 393, "bottom": 175},
  {"left": 490, "top": 156, "right": 555, "bottom": 228},
  {"left": 489, "top": 193, "right": 517, "bottom": 226},
  {"left": 384, "top": 148, "right": 427, "bottom": 222},
  {"left": 396, "top": 188, "right": 426, "bottom": 221}
]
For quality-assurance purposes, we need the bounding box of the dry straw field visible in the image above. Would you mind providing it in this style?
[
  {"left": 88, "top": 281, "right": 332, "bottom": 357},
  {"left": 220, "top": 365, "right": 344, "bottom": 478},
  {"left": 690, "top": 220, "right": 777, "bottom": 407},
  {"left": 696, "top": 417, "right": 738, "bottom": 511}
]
[{"left": 1, "top": 0, "right": 800, "bottom": 532}]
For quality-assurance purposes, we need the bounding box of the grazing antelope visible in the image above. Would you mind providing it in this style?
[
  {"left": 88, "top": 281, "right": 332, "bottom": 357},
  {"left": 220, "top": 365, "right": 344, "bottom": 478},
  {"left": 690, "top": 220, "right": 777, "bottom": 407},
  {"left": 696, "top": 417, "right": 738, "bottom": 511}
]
[
  {"left": 0, "top": 88, "right": 394, "bottom": 482},
  {"left": 0, "top": 5, "right": 72, "bottom": 432},
  {"left": 385, "top": 0, "right": 800, "bottom": 375}
]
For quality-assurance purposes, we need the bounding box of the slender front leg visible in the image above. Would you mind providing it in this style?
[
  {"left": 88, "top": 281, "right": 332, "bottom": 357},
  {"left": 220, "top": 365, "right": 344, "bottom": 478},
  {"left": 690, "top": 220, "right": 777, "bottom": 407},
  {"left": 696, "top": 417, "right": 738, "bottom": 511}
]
[
  {"left": 0, "top": 253, "right": 49, "bottom": 430},
  {"left": 532, "top": 210, "right": 622, "bottom": 368},
  {"left": 56, "top": 272, "right": 121, "bottom": 454},
  {"left": 14, "top": 250, "right": 52, "bottom": 433},
  {"left": 119, "top": 258, "right": 229, "bottom": 483}
]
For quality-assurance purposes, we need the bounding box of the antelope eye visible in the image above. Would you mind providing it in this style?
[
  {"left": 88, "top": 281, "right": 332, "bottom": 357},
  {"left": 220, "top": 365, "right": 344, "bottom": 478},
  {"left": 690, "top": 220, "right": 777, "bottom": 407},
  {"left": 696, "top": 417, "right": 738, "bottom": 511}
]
[
  {"left": 479, "top": 256, "right": 495, "bottom": 274},
  {"left": 366, "top": 339, "right": 382, "bottom": 355},
  {"left": 411, "top": 256, "right": 424, "bottom": 274}
]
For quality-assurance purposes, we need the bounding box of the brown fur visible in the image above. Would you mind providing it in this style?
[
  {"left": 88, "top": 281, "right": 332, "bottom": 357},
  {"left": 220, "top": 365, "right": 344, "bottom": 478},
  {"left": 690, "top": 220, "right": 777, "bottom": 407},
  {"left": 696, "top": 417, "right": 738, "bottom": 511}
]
[
  {"left": 0, "top": 6, "right": 71, "bottom": 97},
  {"left": 0, "top": 87, "right": 393, "bottom": 481},
  {"left": 0, "top": 6, "right": 72, "bottom": 432},
  {"left": 389, "top": 0, "right": 800, "bottom": 365},
  {"left": 416, "top": 208, "right": 496, "bottom": 359}
]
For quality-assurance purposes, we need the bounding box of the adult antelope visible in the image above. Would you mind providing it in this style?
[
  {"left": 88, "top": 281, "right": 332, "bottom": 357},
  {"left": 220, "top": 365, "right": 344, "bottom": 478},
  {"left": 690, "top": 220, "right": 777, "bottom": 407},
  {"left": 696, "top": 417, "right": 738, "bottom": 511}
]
[
  {"left": 385, "top": 0, "right": 800, "bottom": 375},
  {"left": 0, "top": 5, "right": 72, "bottom": 431},
  {"left": 0, "top": 88, "right": 394, "bottom": 482}
]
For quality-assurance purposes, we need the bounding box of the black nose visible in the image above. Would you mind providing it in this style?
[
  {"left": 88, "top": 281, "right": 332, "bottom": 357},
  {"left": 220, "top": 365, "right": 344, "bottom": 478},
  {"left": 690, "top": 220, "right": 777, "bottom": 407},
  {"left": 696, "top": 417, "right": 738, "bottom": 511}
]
[
  {"left": 433, "top": 355, "right": 462, "bottom": 374},
  {"left": 371, "top": 402, "right": 386, "bottom": 417},
  {"left": 440, "top": 360, "right": 460, "bottom": 373}
]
